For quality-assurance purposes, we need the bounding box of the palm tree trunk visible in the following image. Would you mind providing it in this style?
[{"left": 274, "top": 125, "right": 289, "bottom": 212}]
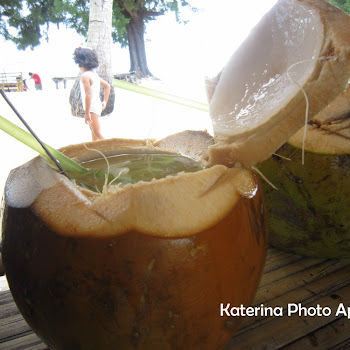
[
  {"left": 127, "top": 13, "right": 153, "bottom": 78},
  {"left": 70, "top": 0, "right": 115, "bottom": 117}
]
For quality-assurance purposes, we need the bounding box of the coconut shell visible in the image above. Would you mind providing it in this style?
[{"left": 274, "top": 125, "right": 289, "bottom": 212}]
[
  {"left": 257, "top": 141, "right": 350, "bottom": 258},
  {"left": 1, "top": 137, "right": 267, "bottom": 350},
  {"left": 257, "top": 72, "right": 350, "bottom": 258}
]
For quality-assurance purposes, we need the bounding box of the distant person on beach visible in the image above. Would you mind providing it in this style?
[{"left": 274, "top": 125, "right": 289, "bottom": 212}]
[
  {"left": 73, "top": 47, "right": 110, "bottom": 141},
  {"left": 29, "top": 72, "right": 42, "bottom": 90}
]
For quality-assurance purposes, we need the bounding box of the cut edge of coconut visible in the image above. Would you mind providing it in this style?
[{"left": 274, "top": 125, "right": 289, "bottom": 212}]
[
  {"left": 288, "top": 125, "right": 350, "bottom": 155},
  {"left": 206, "top": 0, "right": 350, "bottom": 168},
  {"left": 153, "top": 129, "right": 214, "bottom": 163},
  {"left": 30, "top": 162, "right": 256, "bottom": 237},
  {"left": 59, "top": 138, "right": 155, "bottom": 161},
  {"left": 4, "top": 134, "right": 258, "bottom": 238}
]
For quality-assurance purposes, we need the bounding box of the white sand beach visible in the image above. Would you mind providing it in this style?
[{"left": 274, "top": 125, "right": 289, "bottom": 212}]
[{"left": 0, "top": 79, "right": 212, "bottom": 191}]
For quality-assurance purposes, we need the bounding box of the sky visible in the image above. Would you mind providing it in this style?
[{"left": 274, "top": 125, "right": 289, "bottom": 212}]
[{"left": 0, "top": 0, "right": 278, "bottom": 92}]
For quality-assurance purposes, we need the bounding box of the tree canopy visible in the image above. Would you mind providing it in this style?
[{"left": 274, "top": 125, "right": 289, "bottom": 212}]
[
  {"left": 0, "top": 0, "right": 65, "bottom": 49},
  {"left": 328, "top": 0, "right": 350, "bottom": 13},
  {"left": 0, "top": 0, "right": 197, "bottom": 76}
]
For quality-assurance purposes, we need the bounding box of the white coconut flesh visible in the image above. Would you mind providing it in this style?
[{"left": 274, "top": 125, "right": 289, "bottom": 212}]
[{"left": 207, "top": 0, "right": 350, "bottom": 168}]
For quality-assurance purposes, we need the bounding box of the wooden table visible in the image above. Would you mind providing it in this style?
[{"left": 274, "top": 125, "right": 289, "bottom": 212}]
[
  {"left": 0, "top": 72, "right": 25, "bottom": 92},
  {"left": 51, "top": 77, "right": 76, "bottom": 89},
  {"left": 1, "top": 247, "right": 350, "bottom": 350}
]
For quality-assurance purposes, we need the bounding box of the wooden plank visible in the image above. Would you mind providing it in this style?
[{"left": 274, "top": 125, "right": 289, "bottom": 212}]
[
  {"left": 0, "top": 290, "right": 46, "bottom": 349},
  {"left": 237, "top": 263, "right": 350, "bottom": 331},
  {"left": 330, "top": 338, "right": 350, "bottom": 350},
  {"left": 0, "top": 314, "right": 32, "bottom": 341},
  {"left": 263, "top": 248, "right": 304, "bottom": 273},
  {"left": 1, "top": 303, "right": 25, "bottom": 321},
  {"left": 280, "top": 317, "right": 350, "bottom": 349},
  {"left": 0, "top": 85, "right": 19, "bottom": 92},
  {"left": 260, "top": 257, "right": 327, "bottom": 287},
  {"left": 226, "top": 282, "right": 350, "bottom": 349},
  {"left": 255, "top": 258, "right": 350, "bottom": 304},
  {"left": 0, "top": 333, "right": 47, "bottom": 350},
  {"left": 0, "top": 291, "right": 13, "bottom": 306}
]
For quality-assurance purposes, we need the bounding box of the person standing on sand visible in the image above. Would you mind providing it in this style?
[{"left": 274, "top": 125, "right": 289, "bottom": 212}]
[
  {"left": 73, "top": 47, "right": 111, "bottom": 141},
  {"left": 29, "top": 72, "right": 42, "bottom": 90}
]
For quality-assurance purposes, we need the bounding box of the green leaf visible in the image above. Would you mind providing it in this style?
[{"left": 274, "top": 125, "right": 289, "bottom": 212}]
[
  {"left": 113, "top": 79, "right": 209, "bottom": 112},
  {"left": 0, "top": 114, "right": 87, "bottom": 174}
]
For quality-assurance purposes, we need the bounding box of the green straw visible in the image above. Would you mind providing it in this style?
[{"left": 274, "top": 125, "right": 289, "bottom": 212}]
[{"left": 0, "top": 114, "right": 87, "bottom": 174}]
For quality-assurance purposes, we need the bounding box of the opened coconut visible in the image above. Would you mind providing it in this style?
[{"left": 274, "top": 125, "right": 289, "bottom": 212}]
[
  {"left": 206, "top": 0, "right": 350, "bottom": 259},
  {"left": 2, "top": 0, "right": 350, "bottom": 349},
  {"left": 2, "top": 134, "right": 268, "bottom": 349}
]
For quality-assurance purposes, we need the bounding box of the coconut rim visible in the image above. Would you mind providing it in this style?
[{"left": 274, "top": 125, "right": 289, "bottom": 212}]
[{"left": 4, "top": 137, "right": 259, "bottom": 238}]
